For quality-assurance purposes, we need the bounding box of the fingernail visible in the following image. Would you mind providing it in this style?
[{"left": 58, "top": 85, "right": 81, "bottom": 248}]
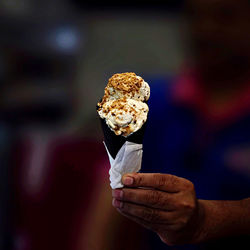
[
  {"left": 123, "top": 176, "right": 134, "bottom": 185},
  {"left": 112, "top": 198, "right": 123, "bottom": 209},
  {"left": 112, "top": 189, "right": 123, "bottom": 199}
]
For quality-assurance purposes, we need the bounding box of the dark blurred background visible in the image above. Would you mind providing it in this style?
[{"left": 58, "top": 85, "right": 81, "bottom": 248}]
[
  {"left": 1, "top": 0, "right": 249, "bottom": 250},
  {"left": 0, "top": 1, "right": 185, "bottom": 250}
]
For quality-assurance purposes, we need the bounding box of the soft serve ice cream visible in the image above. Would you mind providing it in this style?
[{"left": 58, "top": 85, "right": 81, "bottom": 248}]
[{"left": 97, "top": 72, "right": 150, "bottom": 137}]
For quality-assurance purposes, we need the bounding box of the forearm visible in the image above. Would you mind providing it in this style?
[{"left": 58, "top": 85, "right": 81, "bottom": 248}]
[
  {"left": 194, "top": 198, "right": 250, "bottom": 243},
  {"left": 113, "top": 173, "right": 250, "bottom": 246}
]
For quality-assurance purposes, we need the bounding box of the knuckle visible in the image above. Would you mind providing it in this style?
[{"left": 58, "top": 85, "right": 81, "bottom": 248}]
[
  {"left": 189, "top": 181, "right": 195, "bottom": 191},
  {"left": 179, "top": 200, "right": 195, "bottom": 211},
  {"left": 169, "top": 174, "right": 178, "bottom": 185},
  {"left": 154, "top": 174, "right": 167, "bottom": 188},
  {"left": 148, "top": 190, "right": 162, "bottom": 206},
  {"left": 183, "top": 180, "right": 195, "bottom": 192},
  {"left": 142, "top": 207, "right": 158, "bottom": 222},
  {"left": 141, "top": 207, "right": 152, "bottom": 220},
  {"left": 168, "top": 174, "right": 179, "bottom": 187},
  {"left": 136, "top": 174, "right": 144, "bottom": 186}
]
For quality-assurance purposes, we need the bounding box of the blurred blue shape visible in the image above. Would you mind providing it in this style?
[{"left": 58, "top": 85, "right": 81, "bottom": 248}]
[
  {"left": 48, "top": 25, "right": 83, "bottom": 54},
  {"left": 142, "top": 74, "right": 250, "bottom": 249}
]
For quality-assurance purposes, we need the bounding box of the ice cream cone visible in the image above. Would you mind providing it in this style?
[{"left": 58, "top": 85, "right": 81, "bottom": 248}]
[
  {"left": 99, "top": 115, "right": 147, "bottom": 159},
  {"left": 97, "top": 72, "right": 149, "bottom": 159}
]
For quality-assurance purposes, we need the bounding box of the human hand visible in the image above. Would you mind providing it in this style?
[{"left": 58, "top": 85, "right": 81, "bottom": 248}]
[{"left": 112, "top": 173, "right": 203, "bottom": 245}]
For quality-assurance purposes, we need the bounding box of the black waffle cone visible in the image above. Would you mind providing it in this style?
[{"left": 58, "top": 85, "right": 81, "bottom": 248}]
[
  {"left": 97, "top": 99, "right": 147, "bottom": 159},
  {"left": 99, "top": 117, "right": 147, "bottom": 159}
]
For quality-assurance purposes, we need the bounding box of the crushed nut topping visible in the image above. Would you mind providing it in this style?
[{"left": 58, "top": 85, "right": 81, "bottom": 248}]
[{"left": 97, "top": 72, "right": 150, "bottom": 137}]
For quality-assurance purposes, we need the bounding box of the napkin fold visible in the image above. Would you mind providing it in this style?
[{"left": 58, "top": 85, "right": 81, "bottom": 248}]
[{"left": 104, "top": 141, "right": 143, "bottom": 189}]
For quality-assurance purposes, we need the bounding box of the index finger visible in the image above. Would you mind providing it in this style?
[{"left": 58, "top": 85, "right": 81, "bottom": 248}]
[{"left": 122, "top": 173, "right": 189, "bottom": 192}]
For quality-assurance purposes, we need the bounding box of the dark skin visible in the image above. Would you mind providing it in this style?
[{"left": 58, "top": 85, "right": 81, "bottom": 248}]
[
  {"left": 112, "top": 0, "right": 250, "bottom": 245},
  {"left": 112, "top": 173, "right": 250, "bottom": 245}
]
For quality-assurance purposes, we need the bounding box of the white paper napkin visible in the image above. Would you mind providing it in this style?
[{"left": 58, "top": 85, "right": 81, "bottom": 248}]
[{"left": 104, "top": 141, "right": 143, "bottom": 189}]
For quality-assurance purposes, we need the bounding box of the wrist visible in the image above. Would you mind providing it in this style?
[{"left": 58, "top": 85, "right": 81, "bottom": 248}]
[{"left": 188, "top": 199, "right": 206, "bottom": 244}]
